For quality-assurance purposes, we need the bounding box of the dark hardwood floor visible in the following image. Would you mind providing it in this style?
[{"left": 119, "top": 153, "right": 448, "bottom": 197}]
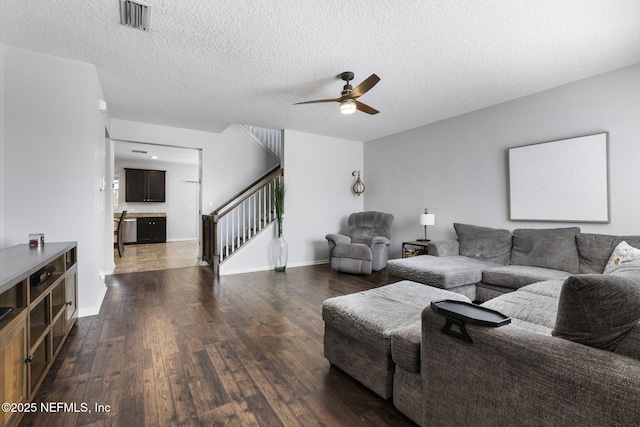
[{"left": 20, "top": 264, "right": 415, "bottom": 426}]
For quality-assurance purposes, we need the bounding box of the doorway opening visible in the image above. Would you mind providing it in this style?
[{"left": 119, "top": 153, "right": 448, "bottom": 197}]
[{"left": 108, "top": 139, "right": 203, "bottom": 274}]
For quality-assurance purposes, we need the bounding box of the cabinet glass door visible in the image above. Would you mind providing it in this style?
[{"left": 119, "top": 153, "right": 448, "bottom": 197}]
[
  {"left": 64, "top": 267, "right": 77, "bottom": 332},
  {"left": 0, "top": 318, "right": 27, "bottom": 427}
]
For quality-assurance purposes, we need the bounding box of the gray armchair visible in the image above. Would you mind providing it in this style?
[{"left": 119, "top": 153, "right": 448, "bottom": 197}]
[{"left": 326, "top": 211, "right": 394, "bottom": 275}]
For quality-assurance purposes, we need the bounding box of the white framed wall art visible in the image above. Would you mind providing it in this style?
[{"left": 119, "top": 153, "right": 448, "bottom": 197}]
[{"left": 508, "top": 132, "right": 610, "bottom": 223}]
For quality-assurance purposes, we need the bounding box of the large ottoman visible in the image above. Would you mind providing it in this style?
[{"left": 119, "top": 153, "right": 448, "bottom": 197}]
[
  {"left": 386, "top": 255, "right": 503, "bottom": 300},
  {"left": 322, "top": 280, "right": 471, "bottom": 399}
]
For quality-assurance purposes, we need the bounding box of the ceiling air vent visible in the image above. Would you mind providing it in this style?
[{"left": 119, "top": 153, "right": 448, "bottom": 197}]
[{"left": 120, "top": 0, "right": 152, "bottom": 31}]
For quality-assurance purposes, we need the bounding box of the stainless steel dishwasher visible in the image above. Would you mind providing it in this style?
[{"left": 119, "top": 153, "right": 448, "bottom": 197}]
[{"left": 122, "top": 218, "right": 138, "bottom": 244}]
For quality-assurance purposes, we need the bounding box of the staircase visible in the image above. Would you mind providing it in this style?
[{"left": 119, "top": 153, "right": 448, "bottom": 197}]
[
  {"left": 202, "top": 125, "right": 284, "bottom": 274},
  {"left": 240, "top": 125, "right": 283, "bottom": 162}
]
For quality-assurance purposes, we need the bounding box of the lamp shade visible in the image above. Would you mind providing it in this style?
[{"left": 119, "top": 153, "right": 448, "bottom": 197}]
[{"left": 419, "top": 213, "right": 435, "bottom": 226}]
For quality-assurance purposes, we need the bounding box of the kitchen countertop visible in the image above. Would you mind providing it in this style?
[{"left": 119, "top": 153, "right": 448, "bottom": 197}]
[{"left": 114, "top": 212, "right": 167, "bottom": 220}]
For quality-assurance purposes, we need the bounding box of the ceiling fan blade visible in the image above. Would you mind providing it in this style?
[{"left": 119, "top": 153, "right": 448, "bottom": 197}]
[
  {"left": 347, "top": 74, "right": 380, "bottom": 99},
  {"left": 294, "top": 97, "right": 342, "bottom": 105},
  {"left": 355, "top": 100, "right": 379, "bottom": 115}
]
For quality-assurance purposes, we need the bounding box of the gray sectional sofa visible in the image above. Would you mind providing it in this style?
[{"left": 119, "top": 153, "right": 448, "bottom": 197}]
[
  {"left": 322, "top": 225, "right": 640, "bottom": 426},
  {"left": 387, "top": 223, "right": 640, "bottom": 302}
]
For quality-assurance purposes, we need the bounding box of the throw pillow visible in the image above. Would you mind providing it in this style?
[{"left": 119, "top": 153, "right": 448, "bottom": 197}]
[
  {"left": 511, "top": 227, "right": 580, "bottom": 273},
  {"left": 453, "top": 223, "right": 512, "bottom": 265},
  {"left": 603, "top": 241, "right": 640, "bottom": 274},
  {"left": 576, "top": 233, "right": 640, "bottom": 274},
  {"left": 552, "top": 264, "right": 640, "bottom": 352}
]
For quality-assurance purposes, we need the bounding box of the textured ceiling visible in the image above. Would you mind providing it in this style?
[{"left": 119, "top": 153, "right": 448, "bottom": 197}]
[{"left": 1, "top": 1, "right": 640, "bottom": 142}]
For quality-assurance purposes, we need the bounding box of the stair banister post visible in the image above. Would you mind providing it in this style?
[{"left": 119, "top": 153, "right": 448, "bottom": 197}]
[{"left": 212, "top": 213, "right": 220, "bottom": 275}]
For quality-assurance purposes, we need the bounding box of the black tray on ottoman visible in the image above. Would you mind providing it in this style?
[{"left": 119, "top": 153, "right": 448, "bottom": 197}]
[{"left": 431, "top": 299, "right": 510, "bottom": 343}]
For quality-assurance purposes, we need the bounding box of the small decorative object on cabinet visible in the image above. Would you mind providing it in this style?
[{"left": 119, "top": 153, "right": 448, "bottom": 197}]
[
  {"left": 0, "top": 242, "right": 77, "bottom": 427},
  {"left": 271, "top": 177, "right": 288, "bottom": 272}
]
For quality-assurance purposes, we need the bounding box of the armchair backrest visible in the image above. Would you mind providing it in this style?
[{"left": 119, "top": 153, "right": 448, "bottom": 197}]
[{"left": 345, "top": 211, "right": 394, "bottom": 244}]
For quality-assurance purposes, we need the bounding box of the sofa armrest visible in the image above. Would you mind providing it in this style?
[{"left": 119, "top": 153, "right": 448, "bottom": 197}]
[
  {"left": 326, "top": 233, "right": 351, "bottom": 245},
  {"left": 427, "top": 240, "right": 459, "bottom": 257},
  {"left": 369, "top": 236, "right": 390, "bottom": 247},
  {"left": 326, "top": 233, "right": 351, "bottom": 255},
  {"left": 420, "top": 308, "right": 640, "bottom": 426}
]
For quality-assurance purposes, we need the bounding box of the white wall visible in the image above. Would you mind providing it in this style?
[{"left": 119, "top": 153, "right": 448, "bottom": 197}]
[
  {"left": 109, "top": 121, "right": 279, "bottom": 215},
  {"left": 365, "top": 63, "right": 640, "bottom": 259},
  {"left": 3, "top": 46, "right": 110, "bottom": 316},
  {"left": 115, "top": 158, "right": 200, "bottom": 241},
  {"left": 0, "top": 44, "right": 5, "bottom": 249},
  {"left": 221, "top": 129, "right": 364, "bottom": 274}
]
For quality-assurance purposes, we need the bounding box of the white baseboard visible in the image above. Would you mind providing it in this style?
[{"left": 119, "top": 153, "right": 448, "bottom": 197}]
[
  {"left": 105, "top": 262, "right": 116, "bottom": 276},
  {"left": 166, "top": 238, "right": 198, "bottom": 242},
  {"left": 220, "top": 259, "right": 329, "bottom": 276},
  {"left": 78, "top": 284, "right": 108, "bottom": 318}
]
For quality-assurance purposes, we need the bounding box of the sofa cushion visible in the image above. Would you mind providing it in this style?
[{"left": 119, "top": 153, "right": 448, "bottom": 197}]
[
  {"left": 576, "top": 233, "right": 640, "bottom": 274},
  {"left": 511, "top": 227, "right": 580, "bottom": 273},
  {"left": 427, "top": 239, "right": 459, "bottom": 257},
  {"left": 481, "top": 265, "right": 571, "bottom": 290},
  {"left": 481, "top": 288, "right": 559, "bottom": 330},
  {"left": 518, "top": 279, "right": 565, "bottom": 299},
  {"left": 506, "top": 317, "right": 554, "bottom": 336},
  {"left": 604, "top": 241, "right": 640, "bottom": 273},
  {"left": 386, "top": 255, "right": 502, "bottom": 290},
  {"left": 552, "top": 261, "right": 640, "bottom": 352},
  {"left": 454, "top": 223, "right": 512, "bottom": 265}
]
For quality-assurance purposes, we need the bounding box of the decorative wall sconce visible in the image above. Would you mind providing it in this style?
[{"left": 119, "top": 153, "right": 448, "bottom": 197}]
[
  {"left": 418, "top": 208, "right": 435, "bottom": 241},
  {"left": 352, "top": 170, "right": 365, "bottom": 196}
]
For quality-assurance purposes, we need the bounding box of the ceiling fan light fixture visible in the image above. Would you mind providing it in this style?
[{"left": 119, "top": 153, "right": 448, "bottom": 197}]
[{"left": 340, "top": 99, "right": 357, "bottom": 115}]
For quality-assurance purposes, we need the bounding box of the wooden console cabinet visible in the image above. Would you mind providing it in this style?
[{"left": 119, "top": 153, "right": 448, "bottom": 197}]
[{"left": 0, "top": 242, "right": 77, "bottom": 427}]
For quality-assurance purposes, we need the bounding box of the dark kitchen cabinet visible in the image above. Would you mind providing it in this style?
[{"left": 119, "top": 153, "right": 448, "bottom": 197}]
[
  {"left": 125, "top": 169, "right": 166, "bottom": 202},
  {"left": 137, "top": 217, "right": 167, "bottom": 243}
]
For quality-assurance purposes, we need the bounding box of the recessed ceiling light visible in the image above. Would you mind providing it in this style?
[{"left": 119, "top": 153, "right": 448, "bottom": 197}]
[{"left": 151, "top": 156, "right": 158, "bottom": 159}]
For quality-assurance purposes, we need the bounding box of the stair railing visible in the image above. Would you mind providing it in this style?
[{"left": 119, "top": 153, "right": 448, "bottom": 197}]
[
  {"left": 240, "top": 125, "right": 284, "bottom": 163},
  {"left": 202, "top": 165, "right": 283, "bottom": 274}
]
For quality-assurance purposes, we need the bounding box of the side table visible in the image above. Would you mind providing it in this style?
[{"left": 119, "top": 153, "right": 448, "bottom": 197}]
[{"left": 402, "top": 240, "right": 430, "bottom": 258}]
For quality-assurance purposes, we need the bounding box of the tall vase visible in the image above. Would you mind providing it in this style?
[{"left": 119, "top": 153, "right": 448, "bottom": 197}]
[{"left": 271, "top": 219, "right": 288, "bottom": 272}]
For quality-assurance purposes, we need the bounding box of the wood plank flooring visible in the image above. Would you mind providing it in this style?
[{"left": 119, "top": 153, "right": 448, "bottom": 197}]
[{"left": 20, "top": 264, "right": 415, "bottom": 426}]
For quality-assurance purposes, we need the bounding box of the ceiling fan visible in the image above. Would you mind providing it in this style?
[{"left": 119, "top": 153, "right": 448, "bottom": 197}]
[{"left": 294, "top": 72, "right": 380, "bottom": 115}]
